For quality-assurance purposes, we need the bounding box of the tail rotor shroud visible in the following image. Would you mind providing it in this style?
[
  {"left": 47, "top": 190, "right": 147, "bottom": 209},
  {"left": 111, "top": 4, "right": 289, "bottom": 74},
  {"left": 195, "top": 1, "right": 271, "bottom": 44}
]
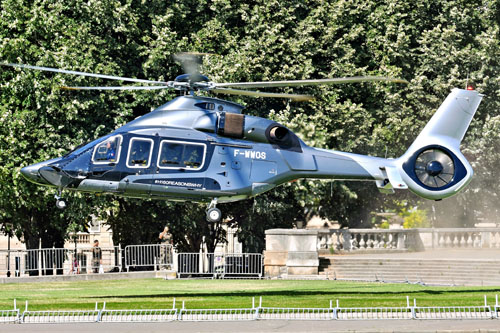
[{"left": 414, "top": 148, "right": 455, "bottom": 188}]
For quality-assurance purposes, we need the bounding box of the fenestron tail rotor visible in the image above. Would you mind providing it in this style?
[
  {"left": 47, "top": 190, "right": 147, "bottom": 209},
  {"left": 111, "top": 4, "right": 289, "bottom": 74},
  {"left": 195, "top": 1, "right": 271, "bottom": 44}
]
[
  {"left": 1, "top": 58, "right": 408, "bottom": 101},
  {"left": 415, "top": 148, "right": 455, "bottom": 188}
]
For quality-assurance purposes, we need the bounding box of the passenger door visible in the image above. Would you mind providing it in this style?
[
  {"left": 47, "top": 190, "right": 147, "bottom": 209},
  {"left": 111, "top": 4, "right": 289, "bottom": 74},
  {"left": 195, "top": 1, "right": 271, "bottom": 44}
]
[{"left": 122, "top": 136, "right": 156, "bottom": 196}]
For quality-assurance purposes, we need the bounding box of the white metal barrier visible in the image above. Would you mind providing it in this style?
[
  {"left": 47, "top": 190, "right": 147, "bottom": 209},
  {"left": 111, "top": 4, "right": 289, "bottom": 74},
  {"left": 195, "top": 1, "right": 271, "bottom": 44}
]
[
  {"left": 0, "top": 310, "right": 19, "bottom": 323},
  {"left": 337, "top": 307, "right": 413, "bottom": 320},
  {"left": 75, "top": 246, "right": 122, "bottom": 274},
  {"left": 99, "top": 300, "right": 177, "bottom": 322},
  {"left": 179, "top": 308, "right": 257, "bottom": 321},
  {"left": 124, "top": 244, "right": 173, "bottom": 271},
  {"left": 22, "top": 310, "right": 100, "bottom": 323},
  {"left": 2, "top": 296, "right": 500, "bottom": 323},
  {"left": 177, "top": 253, "right": 262, "bottom": 278},
  {"left": 259, "top": 307, "right": 334, "bottom": 320},
  {"left": 414, "top": 306, "right": 493, "bottom": 319},
  {"left": 1, "top": 246, "right": 260, "bottom": 277},
  {"left": 21, "top": 301, "right": 100, "bottom": 323},
  {"left": 0, "top": 247, "right": 121, "bottom": 276}
]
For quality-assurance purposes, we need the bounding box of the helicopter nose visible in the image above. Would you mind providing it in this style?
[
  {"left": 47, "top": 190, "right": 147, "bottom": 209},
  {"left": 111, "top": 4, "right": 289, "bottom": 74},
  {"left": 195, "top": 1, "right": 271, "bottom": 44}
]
[
  {"left": 20, "top": 164, "right": 52, "bottom": 186},
  {"left": 38, "top": 166, "right": 69, "bottom": 187},
  {"left": 20, "top": 158, "right": 63, "bottom": 186}
]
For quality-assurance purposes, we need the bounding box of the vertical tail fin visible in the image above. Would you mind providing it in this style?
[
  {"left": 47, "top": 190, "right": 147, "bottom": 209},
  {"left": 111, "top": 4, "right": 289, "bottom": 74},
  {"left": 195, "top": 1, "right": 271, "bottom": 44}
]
[{"left": 407, "top": 88, "right": 483, "bottom": 151}]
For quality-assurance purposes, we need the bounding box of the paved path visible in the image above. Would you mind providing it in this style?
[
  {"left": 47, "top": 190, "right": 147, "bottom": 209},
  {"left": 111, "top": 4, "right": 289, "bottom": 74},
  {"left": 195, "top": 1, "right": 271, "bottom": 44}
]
[{"left": 2, "top": 320, "right": 500, "bottom": 333}]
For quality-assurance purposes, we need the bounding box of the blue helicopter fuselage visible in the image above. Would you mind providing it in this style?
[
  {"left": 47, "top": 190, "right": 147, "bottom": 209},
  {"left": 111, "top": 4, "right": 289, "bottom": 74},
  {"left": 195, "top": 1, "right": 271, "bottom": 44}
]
[{"left": 21, "top": 95, "right": 384, "bottom": 203}]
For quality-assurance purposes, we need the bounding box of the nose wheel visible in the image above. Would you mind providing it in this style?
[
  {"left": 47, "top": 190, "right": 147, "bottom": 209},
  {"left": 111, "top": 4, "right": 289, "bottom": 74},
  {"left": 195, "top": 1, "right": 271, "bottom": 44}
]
[
  {"left": 206, "top": 198, "right": 221, "bottom": 223},
  {"left": 55, "top": 192, "right": 67, "bottom": 210}
]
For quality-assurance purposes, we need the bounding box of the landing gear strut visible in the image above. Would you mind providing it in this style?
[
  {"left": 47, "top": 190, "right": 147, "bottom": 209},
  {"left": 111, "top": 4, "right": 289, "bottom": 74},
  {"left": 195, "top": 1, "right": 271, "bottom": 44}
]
[
  {"left": 55, "top": 190, "right": 66, "bottom": 210},
  {"left": 206, "top": 198, "right": 221, "bottom": 223}
]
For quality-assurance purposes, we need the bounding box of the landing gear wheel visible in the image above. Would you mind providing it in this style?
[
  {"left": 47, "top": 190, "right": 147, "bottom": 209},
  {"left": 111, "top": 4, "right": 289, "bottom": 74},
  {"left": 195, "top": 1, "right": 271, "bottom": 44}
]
[
  {"left": 206, "top": 208, "right": 221, "bottom": 223},
  {"left": 55, "top": 191, "right": 66, "bottom": 210},
  {"left": 56, "top": 199, "right": 67, "bottom": 210}
]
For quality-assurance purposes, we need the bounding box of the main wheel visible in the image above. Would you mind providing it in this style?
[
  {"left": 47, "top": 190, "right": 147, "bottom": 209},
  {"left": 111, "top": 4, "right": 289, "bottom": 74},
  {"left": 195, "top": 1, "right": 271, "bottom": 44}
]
[
  {"left": 206, "top": 208, "right": 222, "bottom": 223},
  {"left": 56, "top": 199, "right": 67, "bottom": 210}
]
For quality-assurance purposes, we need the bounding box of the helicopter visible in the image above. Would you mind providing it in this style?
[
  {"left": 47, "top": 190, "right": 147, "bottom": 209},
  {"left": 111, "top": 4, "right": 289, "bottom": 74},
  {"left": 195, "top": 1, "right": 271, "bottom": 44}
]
[{"left": 3, "top": 55, "right": 483, "bottom": 223}]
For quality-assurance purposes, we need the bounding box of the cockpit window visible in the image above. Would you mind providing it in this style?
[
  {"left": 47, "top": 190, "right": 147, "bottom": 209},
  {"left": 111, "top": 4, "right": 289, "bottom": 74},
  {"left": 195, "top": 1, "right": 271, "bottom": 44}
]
[
  {"left": 127, "top": 138, "right": 154, "bottom": 168},
  {"left": 92, "top": 135, "right": 122, "bottom": 164},
  {"left": 158, "top": 140, "right": 205, "bottom": 170}
]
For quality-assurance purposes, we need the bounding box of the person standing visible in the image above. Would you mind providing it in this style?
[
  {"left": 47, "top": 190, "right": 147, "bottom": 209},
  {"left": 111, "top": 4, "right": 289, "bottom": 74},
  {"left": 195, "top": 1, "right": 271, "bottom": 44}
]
[
  {"left": 159, "top": 226, "right": 173, "bottom": 269},
  {"left": 92, "top": 240, "right": 102, "bottom": 273}
]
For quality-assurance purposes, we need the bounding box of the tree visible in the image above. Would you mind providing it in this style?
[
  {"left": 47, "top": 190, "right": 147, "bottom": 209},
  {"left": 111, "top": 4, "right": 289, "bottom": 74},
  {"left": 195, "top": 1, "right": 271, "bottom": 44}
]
[{"left": 1, "top": 0, "right": 500, "bottom": 252}]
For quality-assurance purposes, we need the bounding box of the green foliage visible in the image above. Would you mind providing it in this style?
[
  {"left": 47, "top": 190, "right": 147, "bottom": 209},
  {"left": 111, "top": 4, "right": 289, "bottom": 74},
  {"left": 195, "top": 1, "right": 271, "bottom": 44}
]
[
  {"left": 402, "top": 209, "right": 431, "bottom": 229},
  {"left": 0, "top": 0, "right": 499, "bottom": 250},
  {"left": 379, "top": 221, "right": 390, "bottom": 229}
]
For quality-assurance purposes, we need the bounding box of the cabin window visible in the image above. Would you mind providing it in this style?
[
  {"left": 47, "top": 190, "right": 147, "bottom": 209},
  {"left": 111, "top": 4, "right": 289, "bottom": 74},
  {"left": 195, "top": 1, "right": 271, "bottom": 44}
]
[
  {"left": 158, "top": 140, "right": 206, "bottom": 170},
  {"left": 92, "top": 135, "right": 122, "bottom": 164},
  {"left": 127, "top": 138, "right": 154, "bottom": 168}
]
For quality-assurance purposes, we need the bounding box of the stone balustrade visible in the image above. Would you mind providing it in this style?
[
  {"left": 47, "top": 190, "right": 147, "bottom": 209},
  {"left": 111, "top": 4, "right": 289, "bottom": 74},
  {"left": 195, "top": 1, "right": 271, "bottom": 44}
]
[
  {"left": 263, "top": 228, "right": 500, "bottom": 278},
  {"left": 316, "top": 228, "right": 500, "bottom": 253},
  {"left": 317, "top": 229, "right": 421, "bottom": 252},
  {"left": 418, "top": 228, "right": 500, "bottom": 249}
]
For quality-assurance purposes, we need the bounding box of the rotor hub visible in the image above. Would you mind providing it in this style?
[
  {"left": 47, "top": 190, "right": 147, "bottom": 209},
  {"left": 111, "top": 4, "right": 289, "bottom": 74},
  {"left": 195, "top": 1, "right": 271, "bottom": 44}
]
[
  {"left": 174, "top": 73, "right": 210, "bottom": 84},
  {"left": 426, "top": 160, "right": 443, "bottom": 176}
]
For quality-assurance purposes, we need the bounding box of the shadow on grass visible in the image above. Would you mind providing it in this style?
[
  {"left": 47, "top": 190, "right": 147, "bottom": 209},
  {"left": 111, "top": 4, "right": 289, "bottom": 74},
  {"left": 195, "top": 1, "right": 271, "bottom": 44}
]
[{"left": 90, "top": 288, "right": 500, "bottom": 299}]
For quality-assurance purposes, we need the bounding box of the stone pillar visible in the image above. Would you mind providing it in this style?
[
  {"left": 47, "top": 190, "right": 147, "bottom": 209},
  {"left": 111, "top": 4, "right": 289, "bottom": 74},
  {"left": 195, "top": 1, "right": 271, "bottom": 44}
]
[
  {"left": 264, "top": 229, "right": 319, "bottom": 277},
  {"left": 341, "top": 229, "right": 352, "bottom": 251}
]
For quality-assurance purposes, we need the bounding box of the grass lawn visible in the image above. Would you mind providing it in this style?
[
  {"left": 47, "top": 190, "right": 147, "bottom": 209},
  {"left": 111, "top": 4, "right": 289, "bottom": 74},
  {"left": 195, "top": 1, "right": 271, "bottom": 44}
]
[{"left": 0, "top": 279, "right": 499, "bottom": 311}]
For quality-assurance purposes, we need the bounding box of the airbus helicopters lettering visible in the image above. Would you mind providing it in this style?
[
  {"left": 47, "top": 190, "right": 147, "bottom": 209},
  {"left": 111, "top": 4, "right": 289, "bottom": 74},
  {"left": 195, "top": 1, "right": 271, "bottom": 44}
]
[{"left": 3, "top": 56, "right": 483, "bottom": 222}]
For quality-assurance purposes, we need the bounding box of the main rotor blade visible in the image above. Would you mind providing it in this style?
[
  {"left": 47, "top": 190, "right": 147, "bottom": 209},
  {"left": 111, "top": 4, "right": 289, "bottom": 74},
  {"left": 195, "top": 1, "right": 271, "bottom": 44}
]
[
  {"left": 211, "top": 88, "right": 313, "bottom": 101},
  {"left": 60, "top": 85, "right": 172, "bottom": 91},
  {"left": 0, "top": 62, "right": 168, "bottom": 85},
  {"left": 216, "top": 76, "right": 408, "bottom": 89}
]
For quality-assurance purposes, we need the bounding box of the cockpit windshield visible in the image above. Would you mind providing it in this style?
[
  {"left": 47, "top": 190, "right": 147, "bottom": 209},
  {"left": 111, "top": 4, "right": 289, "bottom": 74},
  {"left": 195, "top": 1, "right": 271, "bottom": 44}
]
[{"left": 92, "top": 135, "right": 122, "bottom": 163}]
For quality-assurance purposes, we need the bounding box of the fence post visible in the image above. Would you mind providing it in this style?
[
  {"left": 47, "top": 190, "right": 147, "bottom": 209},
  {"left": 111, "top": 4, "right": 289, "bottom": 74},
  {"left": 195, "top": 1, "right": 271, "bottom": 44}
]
[
  {"left": 330, "top": 300, "right": 337, "bottom": 320},
  {"left": 413, "top": 299, "right": 418, "bottom": 319},
  {"left": 38, "top": 242, "right": 42, "bottom": 276},
  {"left": 254, "top": 297, "right": 261, "bottom": 320},
  {"left": 173, "top": 250, "right": 178, "bottom": 272},
  {"left": 97, "top": 302, "right": 105, "bottom": 322},
  {"left": 52, "top": 246, "right": 55, "bottom": 276},
  {"left": 495, "top": 295, "right": 499, "bottom": 319},
  {"left": 177, "top": 301, "right": 185, "bottom": 321},
  {"left": 21, "top": 300, "right": 28, "bottom": 323},
  {"left": 407, "top": 296, "right": 416, "bottom": 319},
  {"left": 333, "top": 299, "right": 339, "bottom": 320}
]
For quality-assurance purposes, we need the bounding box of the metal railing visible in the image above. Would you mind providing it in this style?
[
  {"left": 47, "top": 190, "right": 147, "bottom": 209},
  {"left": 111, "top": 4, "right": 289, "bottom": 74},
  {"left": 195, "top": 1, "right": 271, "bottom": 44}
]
[
  {"left": 24, "top": 248, "right": 67, "bottom": 275},
  {"left": 177, "top": 253, "right": 262, "bottom": 278},
  {"left": 22, "top": 310, "right": 100, "bottom": 323},
  {"left": 99, "top": 302, "right": 178, "bottom": 322},
  {"left": 337, "top": 307, "right": 413, "bottom": 320},
  {"left": 179, "top": 308, "right": 257, "bottom": 321},
  {"left": 3, "top": 296, "right": 500, "bottom": 324},
  {"left": 259, "top": 307, "right": 334, "bottom": 320},
  {"left": 0, "top": 309, "right": 19, "bottom": 323},
  {"left": 1, "top": 246, "right": 259, "bottom": 278},
  {"left": 0, "top": 247, "right": 122, "bottom": 276},
  {"left": 124, "top": 244, "right": 173, "bottom": 271},
  {"left": 414, "top": 306, "right": 493, "bottom": 319}
]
